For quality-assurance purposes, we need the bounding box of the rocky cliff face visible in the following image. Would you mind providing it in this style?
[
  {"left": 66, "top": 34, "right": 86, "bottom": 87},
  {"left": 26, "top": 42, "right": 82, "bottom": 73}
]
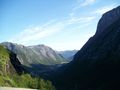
[
  {"left": 96, "top": 6, "right": 120, "bottom": 35},
  {"left": 53, "top": 6, "right": 120, "bottom": 90},
  {"left": 29, "top": 45, "right": 66, "bottom": 64}
]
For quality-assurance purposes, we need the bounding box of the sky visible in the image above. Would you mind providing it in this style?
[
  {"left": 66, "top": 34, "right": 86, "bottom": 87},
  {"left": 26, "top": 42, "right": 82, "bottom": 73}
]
[{"left": 0, "top": 0, "right": 120, "bottom": 51}]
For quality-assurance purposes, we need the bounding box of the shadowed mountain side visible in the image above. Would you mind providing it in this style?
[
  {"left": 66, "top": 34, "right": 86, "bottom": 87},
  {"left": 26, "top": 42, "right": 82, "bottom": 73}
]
[
  {"left": 9, "top": 52, "right": 26, "bottom": 74},
  {"left": 23, "top": 63, "right": 65, "bottom": 79},
  {"left": 51, "top": 6, "right": 120, "bottom": 90}
]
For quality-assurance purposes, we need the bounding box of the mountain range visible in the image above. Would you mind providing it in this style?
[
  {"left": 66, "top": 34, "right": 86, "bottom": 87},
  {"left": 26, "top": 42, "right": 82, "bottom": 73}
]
[
  {"left": 58, "top": 50, "right": 78, "bottom": 61},
  {"left": 1, "top": 42, "right": 67, "bottom": 66},
  {"left": 0, "top": 42, "right": 70, "bottom": 76}
]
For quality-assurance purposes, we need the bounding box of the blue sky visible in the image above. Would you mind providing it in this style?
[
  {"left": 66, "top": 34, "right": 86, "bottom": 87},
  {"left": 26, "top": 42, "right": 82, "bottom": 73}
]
[{"left": 0, "top": 0, "right": 120, "bottom": 51}]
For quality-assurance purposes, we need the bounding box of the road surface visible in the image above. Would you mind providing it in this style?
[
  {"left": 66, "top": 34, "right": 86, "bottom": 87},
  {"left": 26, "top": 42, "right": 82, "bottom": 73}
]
[{"left": 0, "top": 87, "right": 37, "bottom": 90}]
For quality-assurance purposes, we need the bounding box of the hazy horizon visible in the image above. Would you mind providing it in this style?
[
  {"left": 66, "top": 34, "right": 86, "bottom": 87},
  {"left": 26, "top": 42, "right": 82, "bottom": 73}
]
[{"left": 1, "top": 0, "right": 120, "bottom": 50}]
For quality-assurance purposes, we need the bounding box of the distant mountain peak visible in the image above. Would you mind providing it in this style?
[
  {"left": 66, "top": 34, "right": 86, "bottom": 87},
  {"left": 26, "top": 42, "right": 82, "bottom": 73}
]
[
  {"left": 29, "top": 44, "right": 46, "bottom": 47},
  {"left": 58, "top": 50, "right": 78, "bottom": 62}
]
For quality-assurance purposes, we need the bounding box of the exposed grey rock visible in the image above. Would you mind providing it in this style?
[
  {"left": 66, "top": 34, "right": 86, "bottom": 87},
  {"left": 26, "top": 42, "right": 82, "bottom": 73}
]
[{"left": 1, "top": 42, "right": 67, "bottom": 66}]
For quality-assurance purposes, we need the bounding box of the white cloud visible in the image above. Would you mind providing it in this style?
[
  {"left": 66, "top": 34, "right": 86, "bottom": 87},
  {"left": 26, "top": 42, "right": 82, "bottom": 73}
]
[
  {"left": 80, "top": 0, "right": 96, "bottom": 6},
  {"left": 73, "top": 0, "right": 96, "bottom": 10},
  {"left": 9, "top": 20, "right": 66, "bottom": 45},
  {"left": 8, "top": 0, "right": 97, "bottom": 47},
  {"left": 9, "top": 15, "right": 94, "bottom": 46},
  {"left": 94, "top": 5, "right": 117, "bottom": 15},
  {"left": 69, "top": 12, "right": 75, "bottom": 18},
  {"left": 68, "top": 16, "right": 95, "bottom": 24}
]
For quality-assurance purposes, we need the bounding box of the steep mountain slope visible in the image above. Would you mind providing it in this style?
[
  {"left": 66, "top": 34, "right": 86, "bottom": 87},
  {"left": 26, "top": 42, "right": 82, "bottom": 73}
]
[
  {"left": 52, "top": 6, "right": 120, "bottom": 89},
  {"left": 1, "top": 42, "right": 67, "bottom": 66},
  {"left": 0, "top": 45, "right": 24, "bottom": 75},
  {"left": 0, "top": 45, "right": 55, "bottom": 89},
  {"left": 0, "top": 45, "right": 15, "bottom": 75},
  {"left": 58, "top": 50, "right": 78, "bottom": 61},
  {"left": 29, "top": 45, "right": 66, "bottom": 64}
]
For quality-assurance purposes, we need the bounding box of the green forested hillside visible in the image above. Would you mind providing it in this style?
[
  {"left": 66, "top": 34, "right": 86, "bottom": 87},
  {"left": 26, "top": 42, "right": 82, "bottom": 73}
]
[
  {"left": 0, "top": 45, "right": 55, "bottom": 90},
  {"left": 0, "top": 74, "right": 55, "bottom": 90},
  {"left": 0, "top": 45, "right": 9, "bottom": 69}
]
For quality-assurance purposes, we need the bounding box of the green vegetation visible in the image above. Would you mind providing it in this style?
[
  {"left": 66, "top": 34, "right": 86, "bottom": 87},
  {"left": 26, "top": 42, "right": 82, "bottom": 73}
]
[
  {"left": 0, "top": 74, "right": 55, "bottom": 90},
  {"left": 0, "top": 45, "right": 55, "bottom": 90},
  {"left": 0, "top": 45, "right": 10, "bottom": 75}
]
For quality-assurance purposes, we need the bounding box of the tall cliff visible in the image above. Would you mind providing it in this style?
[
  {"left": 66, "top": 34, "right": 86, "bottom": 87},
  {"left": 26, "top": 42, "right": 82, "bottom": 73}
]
[
  {"left": 53, "top": 6, "right": 120, "bottom": 90},
  {"left": 96, "top": 6, "right": 120, "bottom": 35}
]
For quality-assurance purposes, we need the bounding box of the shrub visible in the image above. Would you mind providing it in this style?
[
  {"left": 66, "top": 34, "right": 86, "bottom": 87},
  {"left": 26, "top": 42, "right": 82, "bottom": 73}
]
[{"left": 0, "top": 74, "right": 55, "bottom": 90}]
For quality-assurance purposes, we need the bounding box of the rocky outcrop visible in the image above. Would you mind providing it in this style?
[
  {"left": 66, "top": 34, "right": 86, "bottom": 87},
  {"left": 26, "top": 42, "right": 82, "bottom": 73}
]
[
  {"left": 9, "top": 52, "right": 25, "bottom": 74},
  {"left": 53, "top": 6, "right": 120, "bottom": 89},
  {"left": 96, "top": 6, "right": 120, "bottom": 35}
]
